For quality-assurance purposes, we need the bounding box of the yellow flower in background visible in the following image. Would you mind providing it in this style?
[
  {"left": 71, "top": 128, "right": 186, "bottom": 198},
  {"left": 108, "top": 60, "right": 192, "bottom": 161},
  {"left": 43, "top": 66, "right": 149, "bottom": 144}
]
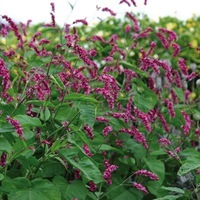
[
  {"left": 190, "top": 40, "right": 198, "bottom": 48},
  {"left": 166, "top": 22, "right": 177, "bottom": 30},
  {"left": 1, "top": 38, "right": 6, "bottom": 45}
]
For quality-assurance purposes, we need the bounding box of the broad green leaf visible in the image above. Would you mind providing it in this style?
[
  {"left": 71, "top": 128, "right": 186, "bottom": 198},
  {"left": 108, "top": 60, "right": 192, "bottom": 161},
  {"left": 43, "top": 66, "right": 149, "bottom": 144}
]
[
  {"left": 8, "top": 178, "right": 61, "bottom": 200},
  {"left": 119, "top": 61, "right": 148, "bottom": 77},
  {"left": 154, "top": 194, "right": 183, "bottom": 200},
  {"left": 50, "top": 74, "right": 65, "bottom": 89},
  {"left": 0, "top": 104, "right": 15, "bottom": 117},
  {"left": 51, "top": 140, "right": 62, "bottom": 152},
  {"left": 54, "top": 104, "right": 79, "bottom": 123},
  {"left": 65, "top": 180, "right": 87, "bottom": 200},
  {"left": 0, "top": 174, "right": 4, "bottom": 181},
  {"left": 40, "top": 107, "right": 51, "bottom": 121},
  {"left": 144, "top": 157, "right": 165, "bottom": 184},
  {"left": 64, "top": 93, "right": 99, "bottom": 103},
  {"left": 77, "top": 102, "right": 96, "bottom": 127},
  {"left": 173, "top": 87, "right": 184, "bottom": 102},
  {"left": 161, "top": 186, "right": 185, "bottom": 194},
  {"left": 38, "top": 159, "right": 66, "bottom": 178},
  {"left": 0, "top": 127, "right": 14, "bottom": 133},
  {"left": 99, "top": 144, "right": 124, "bottom": 155},
  {"left": 180, "top": 148, "right": 200, "bottom": 158},
  {"left": 14, "top": 115, "right": 42, "bottom": 127},
  {"left": 12, "top": 66, "right": 26, "bottom": 77},
  {"left": 64, "top": 157, "right": 103, "bottom": 184},
  {"left": 26, "top": 100, "right": 56, "bottom": 108},
  {"left": 70, "top": 125, "right": 91, "bottom": 145},
  {"left": 24, "top": 50, "right": 35, "bottom": 58},
  {"left": 52, "top": 176, "right": 68, "bottom": 200},
  {"left": 59, "top": 146, "right": 80, "bottom": 158},
  {"left": 108, "top": 117, "right": 126, "bottom": 131},
  {"left": 0, "top": 138, "right": 12, "bottom": 153},
  {"left": 150, "top": 150, "right": 167, "bottom": 156},
  {"left": 132, "top": 79, "right": 158, "bottom": 111},
  {"left": 177, "top": 157, "right": 200, "bottom": 176},
  {"left": 113, "top": 190, "right": 138, "bottom": 200}
]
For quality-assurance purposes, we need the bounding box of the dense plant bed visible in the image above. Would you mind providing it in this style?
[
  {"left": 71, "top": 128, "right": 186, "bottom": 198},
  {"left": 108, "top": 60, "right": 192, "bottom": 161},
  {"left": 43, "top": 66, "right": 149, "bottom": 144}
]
[{"left": 0, "top": 1, "right": 200, "bottom": 199}]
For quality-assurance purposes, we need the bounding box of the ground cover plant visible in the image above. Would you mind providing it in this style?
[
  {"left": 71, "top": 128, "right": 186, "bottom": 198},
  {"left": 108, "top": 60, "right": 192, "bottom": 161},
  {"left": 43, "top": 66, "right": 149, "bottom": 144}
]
[{"left": 0, "top": 0, "right": 200, "bottom": 199}]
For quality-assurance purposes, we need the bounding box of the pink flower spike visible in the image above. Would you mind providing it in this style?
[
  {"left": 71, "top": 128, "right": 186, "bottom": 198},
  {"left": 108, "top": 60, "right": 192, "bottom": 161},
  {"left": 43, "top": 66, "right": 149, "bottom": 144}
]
[
  {"left": 6, "top": 116, "right": 24, "bottom": 137},
  {"left": 158, "top": 138, "right": 171, "bottom": 146},
  {"left": 102, "top": 126, "right": 113, "bottom": 136},
  {"left": 132, "top": 182, "right": 148, "bottom": 194},
  {"left": 83, "top": 124, "right": 94, "bottom": 139},
  {"left": 164, "top": 99, "right": 175, "bottom": 118},
  {"left": 88, "top": 181, "right": 97, "bottom": 191},
  {"left": 134, "top": 169, "right": 159, "bottom": 181},
  {"left": 102, "top": 7, "right": 116, "bottom": 16},
  {"left": 125, "top": 25, "right": 131, "bottom": 33},
  {"left": 178, "top": 58, "right": 188, "bottom": 76},
  {"left": 83, "top": 144, "right": 93, "bottom": 157},
  {"left": 171, "top": 43, "right": 180, "bottom": 57},
  {"left": 119, "top": 0, "right": 131, "bottom": 7},
  {"left": 50, "top": 2, "right": 55, "bottom": 12},
  {"left": 181, "top": 111, "right": 192, "bottom": 135},
  {"left": 130, "top": 0, "right": 137, "bottom": 6},
  {"left": 186, "top": 72, "right": 197, "bottom": 81},
  {"left": 73, "top": 19, "right": 88, "bottom": 26}
]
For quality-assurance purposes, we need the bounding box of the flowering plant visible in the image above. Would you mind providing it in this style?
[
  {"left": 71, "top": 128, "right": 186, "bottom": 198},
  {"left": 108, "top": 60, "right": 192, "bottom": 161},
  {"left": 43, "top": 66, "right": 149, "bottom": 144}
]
[{"left": 0, "top": 1, "right": 199, "bottom": 199}]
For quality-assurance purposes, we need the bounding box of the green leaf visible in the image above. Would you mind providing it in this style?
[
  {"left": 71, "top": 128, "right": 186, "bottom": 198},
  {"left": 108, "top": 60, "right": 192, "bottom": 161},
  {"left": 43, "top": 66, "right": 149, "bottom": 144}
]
[
  {"left": 52, "top": 176, "right": 69, "bottom": 200},
  {"left": 112, "top": 190, "right": 138, "bottom": 200},
  {"left": 26, "top": 100, "right": 56, "bottom": 108},
  {"left": 145, "top": 157, "right": 165, "bottom": 182},
  {"left": 63, "top": 156, "right": 103, "bottom": 184},
  {"left": 70, "top": 125, "right": 91, "bottom": 145},
  {"left": 14, "top": 115, "right": 42, "bottom": 127},
  {"left": 132, "top": 79, "right": 158, "bottom": 111},
  {"left": 38, "top": 159, "right": 66, "bottom": 178},
  {"left": 173, "top": 87, "right": 184, "bottom": 102},
  {"left": 59, "top": 146, "right": 80, "bottom": 158},
  {"left": 8, "top": 178, "right": 61, "bottom": 200},
  {"left": 177, "top": 157, "right": 200, "bottom": 176},
  {"left": 64, "top": 93, "right": 99, "bottom": 103},
  {"left": 0, "top": 104, "right": 15, "bottom": 117},
  {"left": 99, "top": 144, "right": 124, "bottom": 155},
  {"left": 154, "top": 194, "right": 183, "bottom": 200},
  {"left": 40, "top": 107, "right": 51, "bottom": 121},
  {"left": 54, "top": 104, "right": 79, "bottom": 123},
  {"left": 13, "top": 66, "right": 26, "bottom": 78},
  {"left": 161, "top": 186, "right": 185, "bottom": 194},
  {"left": 0, "top": 174, "right": 4, "bottom": 181},
  {"left": 0, "top": 137, "right": 12, "bottom": 153},
  {"left": 68, "top": 1, "right": 74, "bottom": 10},
  {"left": 77, "top": 102, "right": 96, "bottom": 127},
  {"left": 50, "top": 74, "right": 65, "bottom": 89},
  {"left": 24, "top": 50, "right": 35, "bottom": 58},
  {"left": 119, "top": 61, "right": 148, "bottom": 77},
  {"left": 180, "top": 148, "right": 200, "bottom": 158},
  {"left": 108, "top": 117, "right": 126, "bottom": 131},
  {"left": 66, "top": 180, "right": 88, "bottom": 200}
]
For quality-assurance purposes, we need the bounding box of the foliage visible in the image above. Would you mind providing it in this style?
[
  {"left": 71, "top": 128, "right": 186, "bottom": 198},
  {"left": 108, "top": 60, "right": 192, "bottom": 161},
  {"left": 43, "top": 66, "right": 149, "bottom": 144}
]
[{"left": 0, "top": 1, "right": 200, "bottom": 200}]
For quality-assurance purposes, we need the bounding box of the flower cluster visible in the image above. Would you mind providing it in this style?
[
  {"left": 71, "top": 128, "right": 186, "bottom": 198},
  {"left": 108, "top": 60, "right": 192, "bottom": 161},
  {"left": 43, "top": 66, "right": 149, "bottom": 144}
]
[
  {"left": 83, "top": 144, "right": 93, "bottom": 157},
  {"left": 6, "top": 116, "right": 24, "bottom": 137},
  {"left": 103, "top": 159, "right": 118, "bottom": 184},
  {"left": 132, "top": 182, "right": 148, "bottom": 194},
  {"left": 134, "top": 169, "right": 159, "bottom": 180},
  {"left": 181, "top": 111, "right": 192, "bottom": 135},
  {"left": 83, "top": 124, "right": 94, "bottom": 140}
]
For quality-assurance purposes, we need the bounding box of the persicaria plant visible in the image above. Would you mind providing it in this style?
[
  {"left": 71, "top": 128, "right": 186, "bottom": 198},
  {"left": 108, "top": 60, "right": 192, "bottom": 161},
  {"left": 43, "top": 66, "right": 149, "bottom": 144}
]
[{"left": 0, "top": 0, "right": 200, "bottom": 199}]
